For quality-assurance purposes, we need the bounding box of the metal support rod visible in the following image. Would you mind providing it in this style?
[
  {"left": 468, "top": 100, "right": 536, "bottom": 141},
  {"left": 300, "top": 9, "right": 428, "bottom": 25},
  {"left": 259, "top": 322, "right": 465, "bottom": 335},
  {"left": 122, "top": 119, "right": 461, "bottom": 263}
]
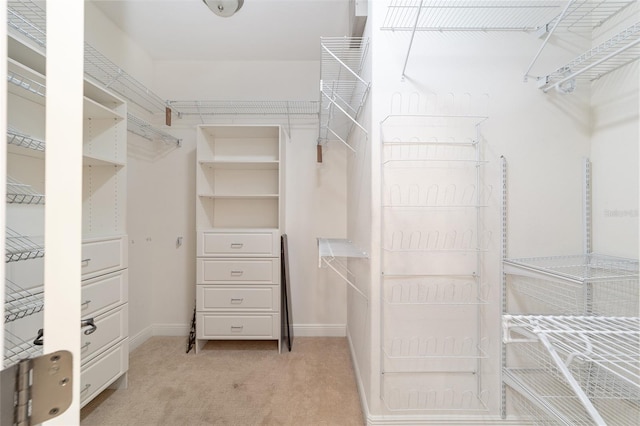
[
  {"left": 401, "top": 0, "right": 424, "bottom": 78},
  {"left": 321, "top": 258, "right": 368, "bottom": 300},
  {"left": 321, "top": 43, "right": 369, "bottom": 87},
  {"left": 543, "top": 37, "right": 640, "bottom": 92},
  {"left": 536, "top": 332, "right": 607, "bottom": 425},
  {"left": 524, "top": 0, "right": 576, "bottom": 81},
  {"left": 500, "top": 156, "right": 507, "bottom": 420},
  {"left": 583, "top": 158, "right": 592, "bottom": 255},
  {"left": 320, "top": 90, "right": 368, "bottom": 134}
]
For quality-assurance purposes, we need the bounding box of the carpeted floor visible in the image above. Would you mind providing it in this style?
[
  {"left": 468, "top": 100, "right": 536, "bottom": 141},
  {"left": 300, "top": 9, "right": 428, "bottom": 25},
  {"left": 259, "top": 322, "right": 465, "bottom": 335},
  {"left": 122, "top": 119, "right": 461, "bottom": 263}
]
[{"left": 81, "top": 336, "right": 364, "bottom": 425}]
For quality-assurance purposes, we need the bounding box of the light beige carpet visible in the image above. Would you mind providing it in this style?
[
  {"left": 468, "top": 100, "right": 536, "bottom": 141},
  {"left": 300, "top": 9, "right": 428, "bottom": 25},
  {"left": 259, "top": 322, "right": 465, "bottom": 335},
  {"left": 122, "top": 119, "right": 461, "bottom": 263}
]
[{"left": 81, "top": 337, "right": 364, "bottom": 425}]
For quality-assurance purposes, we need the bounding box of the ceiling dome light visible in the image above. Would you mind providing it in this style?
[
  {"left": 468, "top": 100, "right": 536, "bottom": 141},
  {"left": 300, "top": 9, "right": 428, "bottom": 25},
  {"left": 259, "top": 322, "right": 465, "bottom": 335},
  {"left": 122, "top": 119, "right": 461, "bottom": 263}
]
[{"left": 203, "top": 0, "right": 244, "bottom": 18}]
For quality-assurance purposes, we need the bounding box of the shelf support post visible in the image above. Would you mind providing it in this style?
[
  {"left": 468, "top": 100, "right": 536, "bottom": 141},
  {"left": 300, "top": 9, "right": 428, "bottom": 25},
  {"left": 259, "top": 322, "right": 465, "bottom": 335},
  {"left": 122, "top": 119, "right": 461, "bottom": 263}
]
[{"left": 401, "top": 0, "right": 424, "bottom": 79}]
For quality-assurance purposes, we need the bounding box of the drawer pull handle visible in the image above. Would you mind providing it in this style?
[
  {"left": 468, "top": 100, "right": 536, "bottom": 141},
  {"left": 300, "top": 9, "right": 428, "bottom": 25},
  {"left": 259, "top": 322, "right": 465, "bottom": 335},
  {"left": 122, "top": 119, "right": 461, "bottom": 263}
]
[
  {"left": 81, "top": 258, "right": 91, "bottom": 266},
  {"left": 230, "top": 325, "right": 244, "bottom": 332},
  {"left": 230, "top": 243, "right": 244, "bottom": 249},
  {"left": 81, "top": 318, "right": 98, "bottom": 335},
  {"left": 81, "top": 299, "right": 91, "bottom": 308},
  {"left": 81, "top": 342, "right": 91, "bottom": 351},
  {"left": 81, "top": 384, "right": 91, "bottom": 394},
  {"left": 230, "top": 298, "right": 244, "bottom": 304},
  {"left": 230, "top": 270, "right": 243, "bottom": 276}
]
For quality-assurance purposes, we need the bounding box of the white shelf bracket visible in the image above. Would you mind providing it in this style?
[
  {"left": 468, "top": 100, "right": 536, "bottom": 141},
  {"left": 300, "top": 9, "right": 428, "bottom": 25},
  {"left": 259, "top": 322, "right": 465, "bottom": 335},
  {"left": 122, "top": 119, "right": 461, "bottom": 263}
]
[{"left": 317, "top": 238, "right": 369, "bottom": 301}]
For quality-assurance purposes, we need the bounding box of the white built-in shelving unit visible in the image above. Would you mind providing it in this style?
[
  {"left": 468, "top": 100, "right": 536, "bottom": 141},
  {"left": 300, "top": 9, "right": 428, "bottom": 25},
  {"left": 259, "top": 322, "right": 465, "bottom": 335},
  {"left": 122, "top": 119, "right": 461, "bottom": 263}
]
[
  {"left": 379, "top": 114, "right": 491, "bottom": 412},
  {"left": 195, "top": 125, "right": 285, "bottom": 353},
  {"left": 318, "top": 37, "right": 370, "bottom": 151}
]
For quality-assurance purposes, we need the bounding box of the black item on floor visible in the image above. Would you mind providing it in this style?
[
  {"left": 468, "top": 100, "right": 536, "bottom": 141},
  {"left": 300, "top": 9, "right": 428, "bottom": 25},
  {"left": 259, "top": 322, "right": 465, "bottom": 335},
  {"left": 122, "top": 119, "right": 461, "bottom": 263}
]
[
  {"left": 281, "top": 234, "right": 293, "bottom": 351},
  {"left": 186, "top": 305, "right": 196, "bottom": 353}
]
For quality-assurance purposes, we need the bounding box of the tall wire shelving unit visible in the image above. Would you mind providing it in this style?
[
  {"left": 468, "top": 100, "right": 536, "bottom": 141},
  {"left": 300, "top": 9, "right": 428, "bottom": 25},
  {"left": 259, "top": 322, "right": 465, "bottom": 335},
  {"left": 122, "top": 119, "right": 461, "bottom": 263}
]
[{"left": 379, "top": 114, "right": 491, "bottom": 413}]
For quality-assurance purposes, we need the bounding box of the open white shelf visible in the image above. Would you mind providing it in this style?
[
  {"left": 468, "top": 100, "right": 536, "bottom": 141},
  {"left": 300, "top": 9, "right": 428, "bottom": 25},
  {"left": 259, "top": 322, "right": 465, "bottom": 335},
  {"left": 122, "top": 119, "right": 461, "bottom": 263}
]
[{"left": 317, "top": 238, "right": 369, "bottom": 299}]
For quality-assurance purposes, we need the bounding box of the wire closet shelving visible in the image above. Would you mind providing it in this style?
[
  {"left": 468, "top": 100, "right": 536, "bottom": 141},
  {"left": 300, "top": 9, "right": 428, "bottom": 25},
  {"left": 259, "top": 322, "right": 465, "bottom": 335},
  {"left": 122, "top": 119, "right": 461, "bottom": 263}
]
[
  {"left": 318, "top": 37, "right": 371, "bottom": 151},
  {"left": 6, "top": 0, "right": 180, "bottom": 147},
  {"left": 500, "top": 157, "right": 640, "bottom": 424},
  {"left": 381, "top": 1, "right": 640, "bottom": 90}
]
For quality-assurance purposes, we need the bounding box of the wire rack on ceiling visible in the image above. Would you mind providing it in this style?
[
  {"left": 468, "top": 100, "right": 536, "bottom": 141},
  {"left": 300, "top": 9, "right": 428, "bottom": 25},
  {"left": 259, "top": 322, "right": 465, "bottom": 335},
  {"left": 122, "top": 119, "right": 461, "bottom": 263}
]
[{"left": 319, "top": 37, "right": 370, "bottom": 151}]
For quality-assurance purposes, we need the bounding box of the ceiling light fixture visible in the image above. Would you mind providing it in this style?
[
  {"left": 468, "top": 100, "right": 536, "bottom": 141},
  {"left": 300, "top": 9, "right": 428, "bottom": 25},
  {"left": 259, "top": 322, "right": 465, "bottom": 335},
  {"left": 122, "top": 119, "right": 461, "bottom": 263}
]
[{"left": 202, "top": 0, "right": 244, "bottom": 18}]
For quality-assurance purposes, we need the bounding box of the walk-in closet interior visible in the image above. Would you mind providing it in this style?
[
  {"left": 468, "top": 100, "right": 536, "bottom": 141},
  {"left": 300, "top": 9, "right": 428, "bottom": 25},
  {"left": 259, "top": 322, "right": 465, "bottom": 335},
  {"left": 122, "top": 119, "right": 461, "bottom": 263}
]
[{"left": 1, "top": 1, "right": 638, "bottom": 425}]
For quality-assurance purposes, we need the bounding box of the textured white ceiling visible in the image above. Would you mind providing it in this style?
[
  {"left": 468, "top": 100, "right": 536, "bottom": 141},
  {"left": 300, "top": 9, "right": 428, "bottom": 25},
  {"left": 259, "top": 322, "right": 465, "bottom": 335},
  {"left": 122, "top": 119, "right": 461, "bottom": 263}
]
[{"left": 91, "top": 0, "right": 351, "bottom": 61}]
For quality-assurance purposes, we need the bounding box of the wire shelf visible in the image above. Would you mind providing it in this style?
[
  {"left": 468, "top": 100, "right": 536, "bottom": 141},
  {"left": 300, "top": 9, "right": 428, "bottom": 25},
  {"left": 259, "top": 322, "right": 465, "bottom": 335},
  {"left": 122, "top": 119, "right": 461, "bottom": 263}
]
[
  {"left": 7, "top": 69, "right": 46, "bottom": 99},
  {"left": 383, "top": 182, "right": 492, "bottom": 208},
  {"left": 7, "top": 127, "right": 45, "bottom": 152},
  {"left": 505, "top": 368, "right": 640, "bottom": 425},
  {"left": 5, "top": 279, "right": 44, "bottom": 323},
  {"left": 168, "top": 100, "right": 319, "bottom": 117},
  {"left": 383, "top": 336, "right": 489, "bottom": 359},
  {"left": 7, "top": 0, "right": 46, "bottom": 48},
  {"left": 508, "top": 273, "right": 639, "bottom": 316},
  {"left": 504, "top": 254, "right": 639, "bottom": 282},
  {"left": 127, "top": 113, "right": 180, "bottom": 146},
  {"left": 84, "top": 44, "right": 167, "bottom": 114},
  {"left": 504, "top": 316, "right": 640, "bottom": 394},
  {"left": 540, "top": 22, "right": 640, "bottom": 92},
  {"left": 6, "top": 176, "right": 44, "bottom": 205},
  {"left": 4, "top": 329, "right": 42, "bottom": 368},
  {"left": 6, "top": 227, "right": 44, "bottom": 263},
  {"left": 319, "top": 37, "right": 370, "bottom": 147},
  {"left": 380, "top": 1, "right": 634, "bottom": 32}
]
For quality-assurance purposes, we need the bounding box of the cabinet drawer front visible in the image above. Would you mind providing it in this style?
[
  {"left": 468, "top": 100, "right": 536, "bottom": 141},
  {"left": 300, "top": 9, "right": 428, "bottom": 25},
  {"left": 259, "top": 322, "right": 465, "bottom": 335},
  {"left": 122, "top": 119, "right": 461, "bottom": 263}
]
[
  {"left": 198, "top": 231, "right": 278, "bottom": 257},
  {"left": 81, "top": 270, "right": 128, "bottom": 318},
  {"left": 81, "top": 305, "right": 128, "bottom": 363},
  {"left": 197, "top": 286, "right": 278, "bottom": 311},
  {"left": 197, "top": 258, "right": 279, "bottom": 284},
  {"left": 197, "top": 314, "right": 279, "bottom": 338},
  {"left": 81, "top": 236, "right": 128, "bottom": 279},
  {"left": 80, "top": 340, "right": 128, "bottom": 407}
]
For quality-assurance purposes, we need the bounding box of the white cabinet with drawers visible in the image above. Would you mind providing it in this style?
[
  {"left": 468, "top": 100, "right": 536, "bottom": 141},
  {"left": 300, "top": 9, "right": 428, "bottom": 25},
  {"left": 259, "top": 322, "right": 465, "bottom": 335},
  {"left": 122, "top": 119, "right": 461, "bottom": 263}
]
[{"left": 195, "top": 125, "right": 284, "bottom": 352}]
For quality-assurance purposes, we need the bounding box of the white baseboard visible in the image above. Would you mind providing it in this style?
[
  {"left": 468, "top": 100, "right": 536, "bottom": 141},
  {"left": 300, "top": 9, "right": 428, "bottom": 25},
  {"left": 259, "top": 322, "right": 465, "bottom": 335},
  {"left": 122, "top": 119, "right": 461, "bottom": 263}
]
[
  {"left": 293, "top": 323, "right": 346, "bottom": 337},
  {"left": 128, "top": 325, "right": 153, "bottom": 352},
  {"left": 152, "top": 323, "right": 190, "bottom": 336},
  {"left": 128, "top": 323, "right": 344, "bottom": 353}
]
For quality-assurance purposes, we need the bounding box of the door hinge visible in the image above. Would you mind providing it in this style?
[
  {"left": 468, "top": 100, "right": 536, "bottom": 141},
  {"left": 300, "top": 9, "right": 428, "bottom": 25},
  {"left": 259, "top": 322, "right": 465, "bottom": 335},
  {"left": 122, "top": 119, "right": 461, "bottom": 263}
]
[{"left": 1, "top": 350, "right": 72, "bottom": 426}]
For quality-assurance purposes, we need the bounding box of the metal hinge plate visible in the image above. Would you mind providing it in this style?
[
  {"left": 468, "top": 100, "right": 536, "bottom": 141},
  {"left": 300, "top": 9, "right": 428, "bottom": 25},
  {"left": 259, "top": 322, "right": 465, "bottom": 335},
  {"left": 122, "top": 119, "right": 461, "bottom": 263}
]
[{"left": 1, "top": 350, "right": 72, "bottom": 426}]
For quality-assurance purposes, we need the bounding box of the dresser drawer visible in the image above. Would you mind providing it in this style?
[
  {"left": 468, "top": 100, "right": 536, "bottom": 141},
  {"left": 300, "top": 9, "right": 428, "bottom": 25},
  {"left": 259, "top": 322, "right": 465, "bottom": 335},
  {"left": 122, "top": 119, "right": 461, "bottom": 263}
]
[
  {"left": 80, "top": 340, "right": 129, "bottom": 407},
  {"left": 197, "top": 286, "right": 278, "bottom": 311},
  {"left": 197, "top": 258, "right": 280, "bottom": 284},
  {"left": 81, "top": 235, "right": 128, "bottom": 279},
  {"left": 81, "top": 305, "right": 128, "bottom": 363},
  {"left": 81, "top": 270, "right": 128, "bottom": 318},
  {"left": 197, "top": 314, "right": 280, "bottom": 339},
  {"left": 198, "top": 230, "right": 279, "bottom": 257}
]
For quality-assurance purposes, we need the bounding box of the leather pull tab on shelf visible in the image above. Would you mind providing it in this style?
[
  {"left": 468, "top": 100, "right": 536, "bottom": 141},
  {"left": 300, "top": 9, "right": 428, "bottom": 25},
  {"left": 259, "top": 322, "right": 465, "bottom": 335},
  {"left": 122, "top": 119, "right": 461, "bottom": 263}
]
[
  {"left": 165, "top": 107, "right": 172, "bottom": 126},
  {"left": 317, "top": 144, "right": 323, "bottom": 163}
]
